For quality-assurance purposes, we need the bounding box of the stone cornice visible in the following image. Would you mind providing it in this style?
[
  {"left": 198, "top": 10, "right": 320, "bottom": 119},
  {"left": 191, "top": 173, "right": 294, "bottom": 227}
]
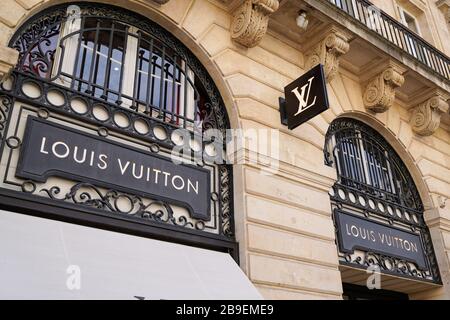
[
  {"left": 231, "top": 0, "right": 279, "bottom": 48},
  {"left": 411, "top": 89, "right": 450, "bottom": 136}
]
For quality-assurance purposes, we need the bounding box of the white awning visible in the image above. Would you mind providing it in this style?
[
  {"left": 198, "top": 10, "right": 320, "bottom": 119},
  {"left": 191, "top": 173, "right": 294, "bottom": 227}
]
[{"left": 0, "top": 210, "right": 262, "bottom": 300}]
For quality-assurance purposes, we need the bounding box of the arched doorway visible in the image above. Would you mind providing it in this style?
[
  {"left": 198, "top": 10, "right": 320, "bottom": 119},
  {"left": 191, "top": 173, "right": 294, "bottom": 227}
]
[{"left": 325, "top": 117, "right": 441, "bottom": 297}]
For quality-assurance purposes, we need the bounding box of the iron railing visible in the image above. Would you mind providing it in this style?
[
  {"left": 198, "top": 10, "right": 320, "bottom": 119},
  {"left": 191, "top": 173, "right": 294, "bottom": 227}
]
[{"left": 327, "top": 0, "right": 450, "bottom": 80}]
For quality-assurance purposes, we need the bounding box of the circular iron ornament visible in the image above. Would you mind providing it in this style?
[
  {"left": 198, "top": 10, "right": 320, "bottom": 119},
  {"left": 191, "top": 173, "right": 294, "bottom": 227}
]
[
  {"left": 46, "top": 88, "right": 67, "bottom": 107},
  {"left": 149, "top": 143, "right": 160, "bottom": 153},
  {"left": 195, "top": 221, "right": 205, "bottom": 230},
  {"left": 92, "top": 104, "right": 111, "bottom": 122},
  {"left": 133, "top": 117, "right": 150, "bottom": 135},
  {"left": 113, "top": 195, "right": 135, "bottom": 215},
  {"left": 21, "top": 79, "right": 43, "bottom": 100},
  {"left": 1, "top": 74, "right": 15, "bottom": 91},
  {"left": 113, "top": 111, "right": 131, "bottom": 129},
  {"left": 70, "top": 96, "right": 89, "bottom": 115},
  {"left": 142, "top": 212, "right": 150, "bottom": 219},
  {"left": 196, "top": 159, "right": 205, "bottom": 167},
  {"left": 328, "top": 187, "right": 335, "bottom": 197},
  {"left": 97, "top": 127, "right": 109, "bottom": 137},
  {"left": 21, "top": 181, "right": 36, "bottom": 193},
  {"left": 153, "top": 125, "right": 168, "bottom": 141},
  {"left": 211, "top": 192, "right": 219, "bottom": 202},
  {"left": 6, "top": 136, "right": 21, "bottom": 149},
  {"left": 37, "top": 108, "right": 50, "bottom": 119}
]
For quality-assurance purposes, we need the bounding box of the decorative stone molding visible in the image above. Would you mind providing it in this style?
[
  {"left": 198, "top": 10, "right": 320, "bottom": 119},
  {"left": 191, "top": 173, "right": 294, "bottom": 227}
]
[
  {"left": 363, "top": 62, "right": 405, "bottom": 113},
  {"left": 410, "top": 90, "right": 450, "bottom": 136},
  {"left": 438, "top": 195, "right": 448, "bottom": 209},
  {"left": 0, "top": 46, "right": 19, "bottom": 82},
  {"left": 437, "top": 0, "right": 450, "bottom": 23},
  {"left": 231, "top": 0, "right": 279, "bottom": 48},
  {"left": 305, "top": 27, "right": 351, "bottom": 82}
]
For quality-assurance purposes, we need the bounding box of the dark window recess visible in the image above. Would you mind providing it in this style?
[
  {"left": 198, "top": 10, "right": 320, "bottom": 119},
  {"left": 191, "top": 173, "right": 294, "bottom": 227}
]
[{"left": 343, "top": 283, "right": 408, "bottom": 300}]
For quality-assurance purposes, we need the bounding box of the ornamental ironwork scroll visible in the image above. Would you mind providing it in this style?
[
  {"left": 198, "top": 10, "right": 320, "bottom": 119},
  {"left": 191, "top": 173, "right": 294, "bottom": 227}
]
[
  {"left": 0, "top": 3, "right": 235, "bottom": 251},
  {"left": 325, "top": 118, "right": 441, "bottom": 283}
]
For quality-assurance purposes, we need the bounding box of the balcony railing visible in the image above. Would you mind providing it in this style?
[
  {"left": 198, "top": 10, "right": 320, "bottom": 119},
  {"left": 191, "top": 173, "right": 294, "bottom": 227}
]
[{"left": 327, "top": 0, "right": 450, "bottom": 80}]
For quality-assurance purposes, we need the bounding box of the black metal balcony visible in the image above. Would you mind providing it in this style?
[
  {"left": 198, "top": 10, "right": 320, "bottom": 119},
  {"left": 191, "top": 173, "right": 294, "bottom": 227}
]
[{"left": 327, "top": 0, "right": 450, "bottom": 81}]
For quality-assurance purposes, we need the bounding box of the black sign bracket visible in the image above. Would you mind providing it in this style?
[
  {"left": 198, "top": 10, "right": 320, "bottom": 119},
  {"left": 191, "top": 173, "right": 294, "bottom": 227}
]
[{"left": 279, "top": 97, "right": 288, "bottom": 126}]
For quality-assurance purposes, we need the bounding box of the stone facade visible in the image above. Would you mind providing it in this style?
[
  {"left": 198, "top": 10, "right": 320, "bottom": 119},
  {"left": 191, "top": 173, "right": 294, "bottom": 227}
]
[{"left": 1, "top": 0, "right": 450, "bottom": 300}]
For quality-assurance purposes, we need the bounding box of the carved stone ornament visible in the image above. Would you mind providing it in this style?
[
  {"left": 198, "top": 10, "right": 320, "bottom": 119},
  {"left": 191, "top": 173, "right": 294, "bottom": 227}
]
[
  {"left": 363, "top": 64, "right": 405, "bottom": 113},
  {"left": 231, "top": 0, "right": 279, "bottom": 48},
  {"left": 306, "top": 28, "right": 350, "bottom": 82},
  {"left": 411, "top": 90, "right": 449, "bottom": 136}
]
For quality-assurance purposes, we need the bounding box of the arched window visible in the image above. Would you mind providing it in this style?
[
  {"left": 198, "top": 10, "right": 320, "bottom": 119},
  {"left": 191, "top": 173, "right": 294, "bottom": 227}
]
[
  {"left": 0, "top": 3, "right": 235, "bottom": 255},
  {"left": 12, "top": 4, "right": 214, "bottom": 130},
  {"left": 325, "top": 118, "right": 440, "bottom": 283}
]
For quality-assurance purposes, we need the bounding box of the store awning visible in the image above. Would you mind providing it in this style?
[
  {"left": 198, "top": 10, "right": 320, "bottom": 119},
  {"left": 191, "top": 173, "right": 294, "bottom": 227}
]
[{"left": 0, "top": 210, "right": 262, "bottom": 300}]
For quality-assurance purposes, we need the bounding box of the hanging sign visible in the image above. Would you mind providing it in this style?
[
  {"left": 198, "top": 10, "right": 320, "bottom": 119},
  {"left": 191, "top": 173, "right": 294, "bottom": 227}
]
[{"left": 280, "top": 64, "right": 329, "bottom": 130}]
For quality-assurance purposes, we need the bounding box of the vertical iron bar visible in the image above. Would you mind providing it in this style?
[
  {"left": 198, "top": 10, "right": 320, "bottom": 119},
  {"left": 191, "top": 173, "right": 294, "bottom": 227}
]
[
  {"left": 117, "top": 27, "right": 128, "bottom": 105},
  {"left": 132, "top": 31, "right": 142, "bottom": 110},
  {"left": 71, "top": 16, "right": 85, "bottom": 90},
  {"left": 146, "top": 38, "right": 154, "bottom": 115},
  {"left": 158, "top": 46, "right": 166, "bottom": 119},
  {"left": 102, "top": 22, "right": 115, "bottom": 100},
  {"left": 87, "top": 20, "right": 100, "bottom": 96},
  {"left": 183, "top": 60, "right": 188, "bottom": 129}
]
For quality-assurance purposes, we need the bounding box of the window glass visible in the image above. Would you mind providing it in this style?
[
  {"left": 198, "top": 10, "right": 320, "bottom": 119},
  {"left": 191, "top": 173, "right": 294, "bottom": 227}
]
[{"left": 16, "top": 11, "right": 209, "bottom": 130}]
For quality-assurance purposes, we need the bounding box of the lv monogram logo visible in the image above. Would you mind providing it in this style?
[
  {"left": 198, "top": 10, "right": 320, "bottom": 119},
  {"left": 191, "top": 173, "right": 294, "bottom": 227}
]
[{"left": 291, "top": 76, "right": 317, "bottom": 116}]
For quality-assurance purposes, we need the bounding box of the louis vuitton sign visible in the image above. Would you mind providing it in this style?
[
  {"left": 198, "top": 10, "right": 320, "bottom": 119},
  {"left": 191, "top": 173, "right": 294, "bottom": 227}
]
[
  {"left": 335, "top": 210, "right": 427, "bottom": 269},
  {"left": 16, "top": 117, "right": 211, "bottom": 220},
  {"left": 280, "top": 64, "right": 329, "bottom": 130}
]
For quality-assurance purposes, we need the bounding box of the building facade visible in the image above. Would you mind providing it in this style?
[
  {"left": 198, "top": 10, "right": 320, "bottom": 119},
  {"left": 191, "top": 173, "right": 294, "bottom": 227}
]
[{"left": 0, "top": 0, "right": 450, "bottom": 300}]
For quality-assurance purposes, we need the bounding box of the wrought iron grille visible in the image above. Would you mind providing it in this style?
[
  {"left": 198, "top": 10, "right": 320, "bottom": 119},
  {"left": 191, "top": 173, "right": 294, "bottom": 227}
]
[
  {"left": 325, "top": 118, "right": 422, "bottom": 211},
  {"left": 0, "top": 3, "right": 235, "bottom": 253},
  {"left": 326, "top": 0, "right": 450, "bottom": 80},
  {"left": 12, "top": 3, "right": 214, "bottom": 130},
  {"left": 325, "top": 118, "right": 441, "bottom": 283}
]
